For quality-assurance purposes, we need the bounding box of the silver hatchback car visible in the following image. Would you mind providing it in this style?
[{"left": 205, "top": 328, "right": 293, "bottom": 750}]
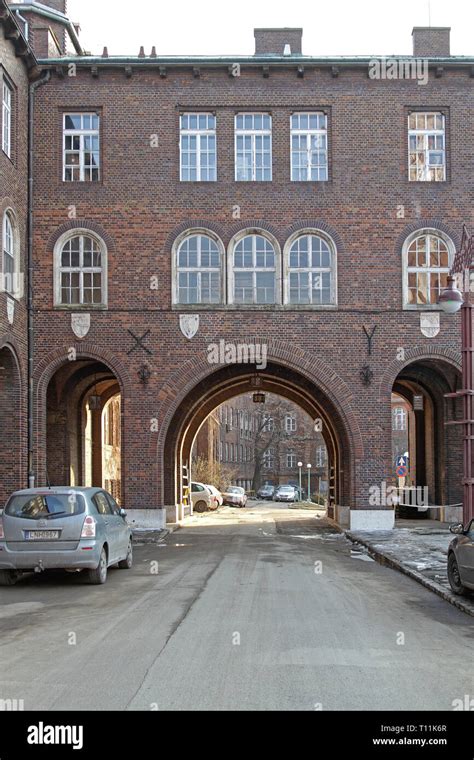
[
  {"left": 447, "top": 520, "right": 474, "bottom": 596},
  {"left": 0, "top": 487, "right": 132, "bottom": 586}
]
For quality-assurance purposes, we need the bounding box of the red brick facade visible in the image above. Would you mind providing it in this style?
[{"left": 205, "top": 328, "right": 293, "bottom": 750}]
[{"left": 1, "top": 5, "right": 470, "bottom": 527}]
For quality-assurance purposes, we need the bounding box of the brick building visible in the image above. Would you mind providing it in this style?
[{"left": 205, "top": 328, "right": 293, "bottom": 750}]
[{"left": 1, "top": 1, "right": 470, "bottom": 529}]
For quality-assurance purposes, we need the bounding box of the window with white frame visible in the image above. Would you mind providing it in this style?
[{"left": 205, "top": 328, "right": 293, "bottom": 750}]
[
  {"left": 176, "top": 234, "right": 221, "bottom": 304},
  {"left": 2, "top": 212, "right": 14, "bottom": 295},
  {"left": 233, "top": 234, "right": 276, "bottom": 304},
  {"left": 63, "top": 113, "right": 100, "bottom": 182},
  {"left": 262, "top": 414, "right": 274, "bottom": 432},
  {"left": 2, "top": 80, "right": 12, "bottom": 158},
  {"left": 57, "top": 234, "right": 105, "bottom": 306},
  {"left": 286, "top": 451, "right": 297, "bottom": 468},
  {"left": 263, "top": 448, "right": 274, "bottom": 469},
  {"left": 392, "top": 407, "right": 407, "bottom": 431},
  {"left": 405, "top": 232, "right": 451, "bottom": 307},
  {"left": 285, "top": 414, "right": 296, "bottom": 433},
  {"left": 291, "top": 112, "right": 328, "bottom": 181},
  {"left": 408, "top": 112, "right": 446, "bottom": 182},
  {"left": 315, "top": 445, "right": 326, "bottom": 467},
  {"left": 235, "top": 113, "right": 272, "bottom": 181},
  {"left": 219, "top": 441, "right": 223, "bottom": 461},
  {"left": 180, "top": 113, "right": 216, "bottom": 181},
  {"left": 288, "top": 234, "right": 335, "bottom": 305},
  {"left": 225, "top": 443, "right": 229, "bottom": 461}
]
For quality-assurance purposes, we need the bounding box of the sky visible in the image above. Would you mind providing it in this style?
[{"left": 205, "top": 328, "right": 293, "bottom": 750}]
[{"left": 67, "top": 0, "right": 474, "bottom": 57}]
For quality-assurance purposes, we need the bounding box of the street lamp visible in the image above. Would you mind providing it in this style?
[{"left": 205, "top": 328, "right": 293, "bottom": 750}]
[
  {"left": 298, "top": 461, "right": 303, "bottom": 498},
  {"left": 438, "top": 225, "right": 474, "bottom": 525},
  {"left": 307, "top": 463, "right": 312, "bottom": 501}
]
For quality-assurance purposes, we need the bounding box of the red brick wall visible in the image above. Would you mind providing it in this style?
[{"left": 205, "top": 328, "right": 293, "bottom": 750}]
[
  {"left": 29, "top": 61, "right": 466, "bottom": 512},
  {"left": 0, "top": 19, "right": 29, "bottom": 503}
]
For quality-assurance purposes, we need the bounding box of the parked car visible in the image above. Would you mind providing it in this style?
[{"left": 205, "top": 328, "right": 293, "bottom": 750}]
[
  {"left": 274, "top": 485, "right": 300, "bottom": 503},
  {"left": 257, "top": 485, "right": 275, "bottom": 500},
  {"left": 0, "top": 487, "right": 132, "bottom": 586},
  {"left": 190, "top": 482, "right": 213, "bottom": 513},
  {"left": 447, "top": 520, "right": 474, "bottom": 595},
  {"left": 205, "top": 484, "right": 223, "bottom": 510},
  {"left": 222, "top": 486, "right": 247, "bottom": 508}
]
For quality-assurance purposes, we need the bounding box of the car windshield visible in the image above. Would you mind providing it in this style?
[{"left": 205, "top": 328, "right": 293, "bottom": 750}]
[
  {"left": 5, "top": 493, "right": 86, "bottom": 520},
  {"left": 279, "top": 487, "right": 293, "bottom": 492},
  {"left": 228, "top": 487, "right": 243, "bottom": 493}
]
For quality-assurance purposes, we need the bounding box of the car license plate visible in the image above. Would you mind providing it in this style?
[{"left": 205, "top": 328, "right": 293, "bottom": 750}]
[{"left": 25, "top": 531, "right": 60, "bottom": 540}]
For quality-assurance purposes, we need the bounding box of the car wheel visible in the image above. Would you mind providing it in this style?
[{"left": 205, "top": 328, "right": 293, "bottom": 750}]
[
  {"left": 0, "top": 570, "right": 19, "bottom": 586},
  {"left": 447, "top": 553, "right": 468, "bottom": 596},
  {"left": 118, "top": 540, "right": 133, "bottom": 569},
  {"left": 88, "top": 547, "right": 108, "bottom": 585},
  {"left": 194, "top": 500, "right": 207, "bottom": 513}
]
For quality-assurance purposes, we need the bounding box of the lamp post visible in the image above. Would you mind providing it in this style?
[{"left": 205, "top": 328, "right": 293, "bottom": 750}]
[
  {"left": 307, "top": 463, "right": 312, "bottom": 501},
  {"left": 438, "top": 225, "right": 474, "bottom": 525},
  {"left": 298, "top": 461, "right": 303, "bottom": 499}
]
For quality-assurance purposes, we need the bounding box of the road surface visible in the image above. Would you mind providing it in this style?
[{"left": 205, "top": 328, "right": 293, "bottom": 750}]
[{"left": 0, "top": 503, "right": 472, "bottom": 711}]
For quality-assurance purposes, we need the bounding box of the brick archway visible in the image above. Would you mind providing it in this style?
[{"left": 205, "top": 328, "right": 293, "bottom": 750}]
[
  {"left": 0, "top": 342, "right": 24, "bottom": 502},
  {"left": 34, "top": 346, "right": 131, "bottom": 493},
  {"left": 158, "top": 344, "right": 363, "bottom": 511}
]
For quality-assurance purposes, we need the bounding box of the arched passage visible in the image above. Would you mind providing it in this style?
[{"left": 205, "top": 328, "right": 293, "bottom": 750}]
[
  {"left": 163, "top": 361, "right": 356, "bottom": 518},
  {"left": 391, "top": 356, "right": 462, "bottom": 520},
  {"left": 0, "top": 344, "right": 23, "bottom": 504},
  {"left": 42, "top": 359, "right": 123, "bottom": 502}
]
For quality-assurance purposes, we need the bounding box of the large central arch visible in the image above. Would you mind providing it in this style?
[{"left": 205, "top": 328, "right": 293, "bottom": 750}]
[{"left": 162, "top": 360, "right": 360, "bottom": 515}]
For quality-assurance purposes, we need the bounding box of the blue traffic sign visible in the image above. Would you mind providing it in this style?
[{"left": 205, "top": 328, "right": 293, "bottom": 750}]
[{"left": 396, "top": 455, "right": 408, "bottom": 467}]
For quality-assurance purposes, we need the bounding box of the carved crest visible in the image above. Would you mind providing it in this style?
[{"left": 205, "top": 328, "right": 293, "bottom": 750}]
[
  {"left": 179, "top": 314, "right": 199, "bottom": 340},
  {"left": 6, "top": 297, "right": 14, "bottom": 325},
  {"left": 71, "top": 313, "right": 91, "bottom": 339},
  {"left": 420, "top": 313, "right": 440, "bottom": 338}
]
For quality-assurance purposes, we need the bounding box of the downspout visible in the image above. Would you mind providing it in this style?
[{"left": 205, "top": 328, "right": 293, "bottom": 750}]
[
  {"left": 15, "top": 11, "right": 29, "bottom": 42},
  {"left": 28, "top": 69, "right": 50, "bottom": 488}
]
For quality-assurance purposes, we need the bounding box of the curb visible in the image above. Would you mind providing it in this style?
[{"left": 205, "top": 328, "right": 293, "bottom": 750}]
[
  {"left": 132, "top": 523, "right": 181, "bottom": 544},
  {"left": 345, "top": 530, "right": 474, "bottom": 618}
]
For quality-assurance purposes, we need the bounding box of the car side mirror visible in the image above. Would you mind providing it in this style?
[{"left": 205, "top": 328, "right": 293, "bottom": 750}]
[
  {"left": 449, "top": 522, "right": 465, "bottom": 535},
  {"left": 119, "top": 509, "right": 127, "bottom": 518}
]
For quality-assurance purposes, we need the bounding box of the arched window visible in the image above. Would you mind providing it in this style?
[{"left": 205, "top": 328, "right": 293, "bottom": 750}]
[
  {"left": 231, "top": 234, "right": 277, "bottom": 304},
  {"left": 55, "top": 231, "right": 107, "bottom": 306},
  {"left": 2, "top": 212, "right": 14, "bottom": 295},
  {"left": 175, "top": 233, "right": 222, "bottom": 304},
  {"left": 286, "top": 233, "right": 336, "bottom": 305},
  {"left": 404, "top": 231, "right": 453, "bottom": 308}
]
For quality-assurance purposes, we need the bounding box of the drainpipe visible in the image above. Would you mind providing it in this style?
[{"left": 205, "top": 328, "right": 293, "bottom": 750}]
[
  {"left": 15, "top": 11, "right": 29, "bottom": 42},
  {"left": 27, "top": 69, "right": 50, "bottom": 488}
]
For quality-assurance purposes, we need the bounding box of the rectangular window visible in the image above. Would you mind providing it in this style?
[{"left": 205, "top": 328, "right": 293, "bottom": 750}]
[
  {"left": 285, "top": 415, "right": 297, "bottom": 433},
  {"left": 287, "top": 453, "right": 297, "bottom": 468},
  {"left": 408, "top": 112, "right": 446, "bottom": 182},
  {"left": 235, "top": 113, "right": 272, "bottom": 181},
  {"left": 291, "top": 112, "right": 328, "bottom": 181},
  {"left": 2, "top": 81, "right": 12, "bottom": 158},
  {"left": 63, "top": 113, "right": 100, "bottom": 182},
  {"left": 180, "top": 113, "right": 217, "bottom": 181}
]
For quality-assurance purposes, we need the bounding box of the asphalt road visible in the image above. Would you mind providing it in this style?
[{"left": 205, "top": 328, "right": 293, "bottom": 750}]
[{"left": 0, "top": 502, "right": 472, "bottom": 711}]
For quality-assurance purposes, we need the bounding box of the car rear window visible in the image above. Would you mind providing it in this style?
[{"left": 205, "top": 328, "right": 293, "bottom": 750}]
[{"left": 5, "top": 493, "right": 86, "bottom": 520}]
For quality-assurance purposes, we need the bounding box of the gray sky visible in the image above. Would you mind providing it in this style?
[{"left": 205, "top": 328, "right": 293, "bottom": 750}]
[{"left": 67, "top": 0, "right": 473, "bottom": 57}]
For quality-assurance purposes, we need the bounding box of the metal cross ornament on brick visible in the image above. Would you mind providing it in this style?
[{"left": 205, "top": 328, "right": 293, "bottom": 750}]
[{"left": 127, "top": 329, "right": 152, "bottom": 356}]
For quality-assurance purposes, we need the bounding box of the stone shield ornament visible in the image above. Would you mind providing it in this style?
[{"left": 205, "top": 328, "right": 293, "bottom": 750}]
[
  {"left": 6, "top": 297, "right": 14, "bottom": 325},
  {"left": 179, "top": 314, "right": 199, "bottom": 340},
  {"left": 420, "top": 313, "right": 440, "bottom": 338},
  {"left": 71, "top": 313, "right": 91, "bottom": 339}
]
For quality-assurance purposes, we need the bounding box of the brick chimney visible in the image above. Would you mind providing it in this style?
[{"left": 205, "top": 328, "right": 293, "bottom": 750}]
[
  {"left": 7, "top": 0, "right": 72, "bottom": 56},
  {"left": 254, "top": 28, "right": 303, "bottom": 56},
  {"left": 412, "top": 27, "right": 450, "bottom": 57}
]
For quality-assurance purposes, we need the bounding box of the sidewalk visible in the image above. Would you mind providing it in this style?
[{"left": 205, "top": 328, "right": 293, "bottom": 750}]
[{"left": 345, "top": 519, "right": 474, "bottom": 617}]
